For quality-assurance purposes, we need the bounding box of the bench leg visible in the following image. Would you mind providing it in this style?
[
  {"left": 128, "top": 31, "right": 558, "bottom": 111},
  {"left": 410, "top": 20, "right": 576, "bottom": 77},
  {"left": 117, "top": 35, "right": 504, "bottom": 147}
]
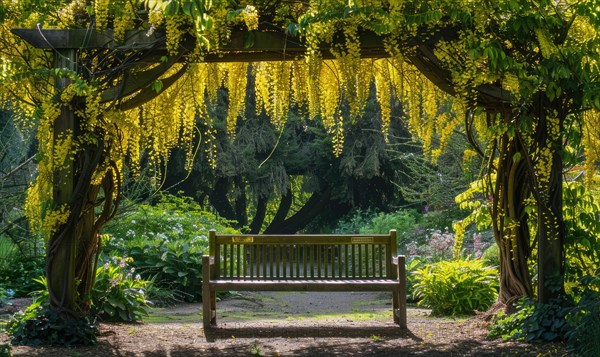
[
  {"left": 210, "top": 291, "right": 217, "bottom": 325},
  {"left": 394, "top": 256, "right": 407, "bottom": 328},
  {"left": 202, "top": 255, "right": 213, "bottom": 329}
]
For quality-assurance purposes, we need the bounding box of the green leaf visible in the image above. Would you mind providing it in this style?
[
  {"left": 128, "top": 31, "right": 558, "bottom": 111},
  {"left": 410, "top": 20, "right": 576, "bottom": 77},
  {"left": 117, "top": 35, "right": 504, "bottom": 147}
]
[
  {"left": 151, "top": 80, "right": 163, "bottom": 93},
  {"left": 164, "top": 0, "right": 180, "bottom": 16}
]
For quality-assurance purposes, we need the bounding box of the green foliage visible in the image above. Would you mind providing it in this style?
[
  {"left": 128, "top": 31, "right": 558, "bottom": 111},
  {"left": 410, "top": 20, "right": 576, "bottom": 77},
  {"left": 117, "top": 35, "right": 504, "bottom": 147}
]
[
  {"left": 413, "top": 259, "right": 498, "bottom": 316},
  {"left": 489, "top": 295, "right": 572, "bottom": 342},
  {"left": 563, "top": 181, "right": 600, "bottom": 283},
  {"left": 488, "top": 299, "right": 535, "bottom": 340},
  {"left": 565, "top": 276, "right": 600, "bottom": 357},
  {"left": 0, "top": 343, "right": 11, "bottom": 357},
  {"left": 28, "top": 258, "right": 151, "bottom": 323},
  {"left": 0, "top": 286, "right": 14, "bottom": 304},
  {"left": 332, "top": 208, "right": 378, "bottom": 234},
  {"left": 103, "top": 194, "right": 240, "bottom": 303},
  {"left": 0, "top": 237, "right": 17, "bottom": 273},
  {"left": 488, "top": 275, "right": 600, "bottom": 356},
  {"left": 335, "top": 208, "right": 419, "bottom": 237},
  {"left": 92, "top": 257, "right": 151, "bottom": 322},
  {"left": 405, "top": 258, "right": 424, "bottom": 302},
  {"left": 6, "top": 304, "right": 97, "bottom": 347},
  {"left": 481, "top": 243, "right": 500, "bottom": 267},
  {"left": 0, "top": 256, "right": 44, "bottom": 298},
  {"left": 363, "top": 210, "right": 419, "bottom": 238}
]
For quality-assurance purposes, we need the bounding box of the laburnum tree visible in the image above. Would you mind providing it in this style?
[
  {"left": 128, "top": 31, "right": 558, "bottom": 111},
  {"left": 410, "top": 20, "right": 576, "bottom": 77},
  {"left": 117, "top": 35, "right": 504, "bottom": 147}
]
[{"left": 0, "top": 0, "right": 599, "bottom": 341}]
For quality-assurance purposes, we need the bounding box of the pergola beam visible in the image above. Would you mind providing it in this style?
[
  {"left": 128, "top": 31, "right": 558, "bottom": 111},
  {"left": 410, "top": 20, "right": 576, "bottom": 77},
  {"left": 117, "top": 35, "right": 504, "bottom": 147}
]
[
  {"left": 11, "top": 28, "right": 389, "bottom": 61},
  {"left": 12, "top": 27, "right": 511, "bottom": 108}
]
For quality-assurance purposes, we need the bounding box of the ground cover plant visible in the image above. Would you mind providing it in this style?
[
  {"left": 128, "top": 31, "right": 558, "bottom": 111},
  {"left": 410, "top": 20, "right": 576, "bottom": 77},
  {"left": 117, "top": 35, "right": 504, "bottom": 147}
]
[{"left": 102, "top": 194, "right": 240, "bottom": 304}]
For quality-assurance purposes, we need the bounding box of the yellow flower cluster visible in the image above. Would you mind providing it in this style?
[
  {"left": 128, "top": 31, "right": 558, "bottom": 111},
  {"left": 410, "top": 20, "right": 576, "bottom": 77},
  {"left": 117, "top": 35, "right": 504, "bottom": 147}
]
[
  {"left": 41, "top": 204, "right": 71, "bottom": 240},
  {"left": 114, "top": 1, "right": 135, "bottom": 43},
  {"left": 166, "top": 15, "right": 190, "bottom": 55},
  {"left": 374, "top": 60, "right": 391, "bottom": 141},
  {"left": 535, "top": 146, "right": 553, "bottom": 188},
  {"left": 535, "top": 28, "right": 558, "bottom": 59},
  {"left": 241, "top": 5, "right": 259, "bottom": 31},
  {"left": 224, "top": 63, "right": 248, "bottom": 136},
  {"left": 95, "top": 0, "right": 110, "bottom": 30}
]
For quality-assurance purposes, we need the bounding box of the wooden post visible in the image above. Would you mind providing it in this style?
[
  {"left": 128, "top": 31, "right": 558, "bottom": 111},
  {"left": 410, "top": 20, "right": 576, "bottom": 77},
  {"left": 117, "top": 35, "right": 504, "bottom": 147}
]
[
  {"left": 202, "top": 255, "right": 211, "bottom": 329},
  {"left": 46, "top": 49, "right": 78, "bottom": 312},
  {"left": 397, "top": 255, "right": 407, "bottom": 328}
]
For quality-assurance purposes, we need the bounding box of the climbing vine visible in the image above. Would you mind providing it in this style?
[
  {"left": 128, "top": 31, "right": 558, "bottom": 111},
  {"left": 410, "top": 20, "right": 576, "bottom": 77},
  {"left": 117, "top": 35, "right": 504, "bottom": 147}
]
[{"left": 0, "top": 0, "right": 598, "bottom": 332}]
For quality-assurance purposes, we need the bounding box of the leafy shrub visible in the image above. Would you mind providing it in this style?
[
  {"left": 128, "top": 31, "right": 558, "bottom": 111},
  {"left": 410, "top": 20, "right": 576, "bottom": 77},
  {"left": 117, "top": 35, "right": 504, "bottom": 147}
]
[
  {"left": 0, "top": 237, "right": 17, "bottom": 273},
  {"left": 405, "top": 258, "right": 424, "bottom": 302},
  {"left": 488, "top": 295, "right": 573, "bottom": 343},
  {"left": 481, "top": 243, "right": 500, "bottom": 267},
  {"left": 488, "top": 298, "right": 535, "bottom": 340},
  {"left": 6, "top": 304, "right": 97, "bottom": 346},
  {"left": 92, "top": 257, "right": 151, "bottom": 322},
  {"left": 26, "top": 258, "right": 151, "bottom": 323},
  {"left": 566, "top": 276, "right": 600, "bottom": 356},
  {"left": 363, "top": 210, "right": 419, "bottom": 236},
  {"left": 103, "top": 194, "right": 240, "bottom": 303},
  {"left": 333, "top": 208, "right": 378, "bottom": 234},
  {"left": 0, "top": 342, "right": 11, "bottom": 357},
  {"left": 0, "top": 256, "right": 44, "bottom": 298},
  {"left": 413, "top": 259, "right": 498, "bottom": 316}
]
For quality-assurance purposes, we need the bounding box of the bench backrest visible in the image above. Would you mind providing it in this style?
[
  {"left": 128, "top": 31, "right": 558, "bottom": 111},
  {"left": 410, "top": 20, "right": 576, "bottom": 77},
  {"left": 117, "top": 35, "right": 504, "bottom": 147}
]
[{"left": 208, "top": 230, "right": 398, "bottom": 280}]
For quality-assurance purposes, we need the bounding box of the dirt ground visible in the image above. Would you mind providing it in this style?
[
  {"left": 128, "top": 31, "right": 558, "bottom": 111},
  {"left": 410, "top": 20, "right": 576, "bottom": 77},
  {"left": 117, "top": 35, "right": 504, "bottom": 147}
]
[{"left": 1, "top": 292, "right": 567, "bottom": 356}]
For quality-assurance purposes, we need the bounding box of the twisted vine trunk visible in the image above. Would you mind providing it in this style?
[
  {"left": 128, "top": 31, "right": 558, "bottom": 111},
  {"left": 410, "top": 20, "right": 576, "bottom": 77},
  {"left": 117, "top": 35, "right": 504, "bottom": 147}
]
[
  {"left": 46, "top": 49, "right": 120, "bottom": 317},
  {"left": 491, "top": 112, "right": 533, "bottom": 303},
  {"left": 490, "top": 108, "right": 564, "bottom": 305}
]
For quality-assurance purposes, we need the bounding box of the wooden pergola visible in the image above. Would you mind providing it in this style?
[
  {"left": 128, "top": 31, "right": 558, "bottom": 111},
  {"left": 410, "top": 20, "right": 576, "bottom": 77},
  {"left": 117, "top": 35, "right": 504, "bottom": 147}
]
[{"left": 12, "top": 25, "right": 561, "bottom": 307}]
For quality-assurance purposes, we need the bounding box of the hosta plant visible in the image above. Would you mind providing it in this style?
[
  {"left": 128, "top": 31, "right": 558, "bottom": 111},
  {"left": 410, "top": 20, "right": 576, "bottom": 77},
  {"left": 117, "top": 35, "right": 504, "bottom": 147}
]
[
  {"left": 413, "top": 258, "right": 498, "bottom": 316},
  {"left": 92, "top": 256, "right": 151, "bottom": 322}
]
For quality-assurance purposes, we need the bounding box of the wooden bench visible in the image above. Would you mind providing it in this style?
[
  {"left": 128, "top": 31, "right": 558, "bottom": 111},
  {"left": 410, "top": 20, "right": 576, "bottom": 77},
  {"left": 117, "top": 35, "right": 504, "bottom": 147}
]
[{"left": 202, "top": 229, "right": 407, "bottom": 329}]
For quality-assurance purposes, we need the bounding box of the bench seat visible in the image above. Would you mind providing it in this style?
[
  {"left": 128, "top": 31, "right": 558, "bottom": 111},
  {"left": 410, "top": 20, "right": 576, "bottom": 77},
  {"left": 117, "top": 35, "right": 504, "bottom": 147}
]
[{"left": 208, "top": 279, "right": 403, "bottom": 291}]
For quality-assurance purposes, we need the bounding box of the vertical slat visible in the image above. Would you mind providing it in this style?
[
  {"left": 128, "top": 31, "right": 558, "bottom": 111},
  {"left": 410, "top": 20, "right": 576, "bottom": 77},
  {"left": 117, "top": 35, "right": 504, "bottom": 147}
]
[
  {"left": 287, "top": 244, "right": 294, "bottom": 279},
  {"left": 283, "top": 244, "right": 287, "bottom": 278},
  {"left": 236, "top": 244, "right": 241, "bottom": 278},
  {"left": 371, "top": 244, "right": 376, "bottom": 278},
  {"left": 222, "top": 244, "right": 227, "bottom": 278},
  {"left": 262, "top": 245, "right": 267, "bottom": 279},
  {"left": 358, "top": 244, "right": 363, "bottom": 278},
  {"left": 331, "top": 245, "right": 336, "bottom": 279},
  {"left": 317, "top": 244, "right": 322, "bottom": 279},
  {"left": 364, "top": 244, "right": 369, "bottom": 278},
  {"left": 310, "top": 245, "right": 315, "bottom": 278},
  {"left": 230, "top": 244, "right": 235, "bottom": 278},
  {"left": 289, "top": 244, "right": 298, "bottom": 278},
  {"left": 378, "top": 244, "right": 383, "bottom": 278},
  {"left": 269, "top": 245, "right": 274, "bottom": 278},
  {"left": 351, "top": 245, "right": 356, "bottom": 278},
  {"left": 276, "top": 244, "right": 281, "bottom": 279},
  {"left": 345, "top": 245, "right": 349, "bottom": 278},
  {"left": 303, "top": 245, "right": 308, "bottom": 278},
  {"left": 323, "top": 245, "right": 327, "bottom": 278},
  {"left": 249, "top": 245, "right": 254, "bottom": 279},
  {"left": 295, "top": 244, "right": 301, "bottom": 278},
  {"left": 338, "top": 244, "right": 343, "bottom": 278}
]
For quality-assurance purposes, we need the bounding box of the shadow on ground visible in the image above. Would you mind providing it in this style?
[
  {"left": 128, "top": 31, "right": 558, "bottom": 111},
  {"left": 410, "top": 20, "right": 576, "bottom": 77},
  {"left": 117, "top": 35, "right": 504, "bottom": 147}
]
[{"left": 1, "top": 291, "right": 566, "bottom": 356}]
